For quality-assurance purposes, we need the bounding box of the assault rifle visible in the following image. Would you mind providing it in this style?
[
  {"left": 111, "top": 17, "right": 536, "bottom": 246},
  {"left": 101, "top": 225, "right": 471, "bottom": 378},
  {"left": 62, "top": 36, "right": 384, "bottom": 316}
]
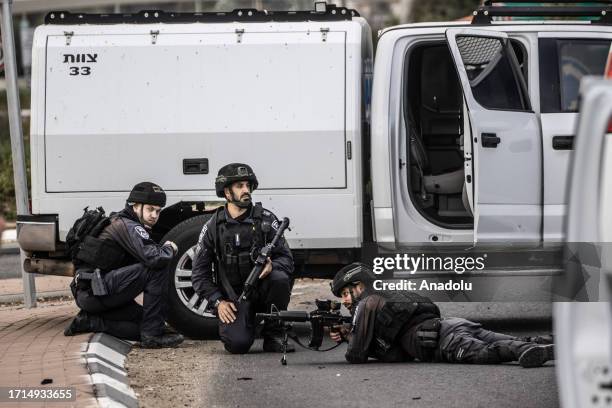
[
  {"left": 257, "top": 299, "right": 352, "bottom": 365},
  {"left": 238, "top": 217, "right": 290, "bottom": 304}
]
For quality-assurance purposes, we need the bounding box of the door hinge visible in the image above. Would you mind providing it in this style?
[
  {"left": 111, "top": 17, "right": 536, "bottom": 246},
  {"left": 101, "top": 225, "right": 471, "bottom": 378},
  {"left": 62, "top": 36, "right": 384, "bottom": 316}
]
[
  {"left": 64, "top": 31, "right": 74, "bottom": 46},
  {"left": 236, "top": 29, "right": 244, "bottom": 43},
  {"left": 150, "top": 30, "right": 159, "bottom": 45},
  {"left": 320, "top": 27, "right": 329, "bottom": 42},
  {"left": 347, "top": 141, "right": 352, "bottom": 160}
]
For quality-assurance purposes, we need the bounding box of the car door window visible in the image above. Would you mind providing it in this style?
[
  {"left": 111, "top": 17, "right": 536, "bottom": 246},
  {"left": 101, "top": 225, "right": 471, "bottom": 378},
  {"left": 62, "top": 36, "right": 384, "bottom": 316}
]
[
  {"left": 539, "top": 38, "right": 610, "bottom": 113},
  {"left": 455, "top": 35, "right": 530, "bottom": 111}
]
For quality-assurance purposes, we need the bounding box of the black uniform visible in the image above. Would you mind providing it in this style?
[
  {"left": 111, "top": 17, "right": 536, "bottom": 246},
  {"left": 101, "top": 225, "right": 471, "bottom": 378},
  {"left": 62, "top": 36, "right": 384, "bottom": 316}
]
[
  {"left": 346, "top": 289, "right": 541, "bottom": 365},
  {"left": 71, "top": 205, "right": 174, "bottom": 340},
  {"left": 192, "top": 202, "right": 294, "bottom": 354}
]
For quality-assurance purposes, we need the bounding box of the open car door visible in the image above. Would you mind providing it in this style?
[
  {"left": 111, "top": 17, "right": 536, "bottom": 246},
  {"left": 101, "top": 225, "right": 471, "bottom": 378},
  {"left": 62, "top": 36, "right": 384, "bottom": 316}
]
[
  {"left": 556, "top": 78, "right": 612, "bottom": 408},
  {"left": 445, "top": 28, "right": 542, "bottom": 242}
]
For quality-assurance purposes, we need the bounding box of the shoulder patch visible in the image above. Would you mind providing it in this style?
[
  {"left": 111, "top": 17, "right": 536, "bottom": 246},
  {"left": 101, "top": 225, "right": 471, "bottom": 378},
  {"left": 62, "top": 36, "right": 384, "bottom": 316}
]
[
  {"left": 271, "top": 219, "right": 280, "bottom": 231},
  {"left": 134, "top": 225, "right": 150, "bottom": 240}
]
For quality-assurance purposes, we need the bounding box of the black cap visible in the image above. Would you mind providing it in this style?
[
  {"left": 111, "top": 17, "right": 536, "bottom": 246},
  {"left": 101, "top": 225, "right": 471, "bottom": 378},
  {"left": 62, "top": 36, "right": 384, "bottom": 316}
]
[{"left": 127, "top": 182, "right": 166, "bottom": 207}]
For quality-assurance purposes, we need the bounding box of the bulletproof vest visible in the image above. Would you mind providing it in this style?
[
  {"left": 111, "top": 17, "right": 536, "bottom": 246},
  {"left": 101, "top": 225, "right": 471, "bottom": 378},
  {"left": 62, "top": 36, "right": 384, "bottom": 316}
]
[
  {"left": 372, "top": 291, "right": 440, "bottom": 356},
  {"left": 215, "top": 203, "right": 269, "bottom": 287},
  {"left": 74, "top": 217, "right": 127, "bottom": 272}
]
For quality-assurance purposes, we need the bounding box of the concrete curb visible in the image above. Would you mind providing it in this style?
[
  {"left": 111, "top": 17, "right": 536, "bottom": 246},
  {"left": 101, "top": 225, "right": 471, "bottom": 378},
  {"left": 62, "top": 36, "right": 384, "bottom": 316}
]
[{"left": 84, "top": 333, "right": 139, "bottom": 408}]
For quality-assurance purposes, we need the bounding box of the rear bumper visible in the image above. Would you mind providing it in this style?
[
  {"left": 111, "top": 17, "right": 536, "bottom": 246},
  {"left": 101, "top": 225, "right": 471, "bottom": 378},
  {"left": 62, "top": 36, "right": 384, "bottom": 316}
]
[
  {"left": 24, "top": 258, "right": 74, "bottom": 276},
  {"left": 16, "top": 214, "right": 59, "bottom": 252}
]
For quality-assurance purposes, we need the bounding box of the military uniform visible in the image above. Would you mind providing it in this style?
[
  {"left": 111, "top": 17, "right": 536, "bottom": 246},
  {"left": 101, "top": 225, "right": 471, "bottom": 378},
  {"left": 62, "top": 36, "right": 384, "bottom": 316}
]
[
  {"left": 333, "top": 263, "right": 554, "bottom": 368},
  {"left": 191, "top": 163, "right": 294, "bottom": 354},
  {"left": 192, "top": 202, "right": 293, "bottom": 353},
  {"left": 65, "top": 182, "right": 183, "bottom": 348}
]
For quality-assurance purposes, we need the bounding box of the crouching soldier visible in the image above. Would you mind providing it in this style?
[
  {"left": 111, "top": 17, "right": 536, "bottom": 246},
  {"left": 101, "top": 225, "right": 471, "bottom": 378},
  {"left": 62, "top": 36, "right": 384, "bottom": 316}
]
[
  {"left": 330, "top": 263, "right": 554, "bottom": 367},
  {"left": 64, "top": 182, "right": 184, "bottom": 348}
]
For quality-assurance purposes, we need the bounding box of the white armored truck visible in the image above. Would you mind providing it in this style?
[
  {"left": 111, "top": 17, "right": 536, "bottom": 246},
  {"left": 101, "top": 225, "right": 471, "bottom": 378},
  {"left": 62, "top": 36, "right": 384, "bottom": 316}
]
[{"left": 17, "top": 1, "right": 612, "bottom": 336}]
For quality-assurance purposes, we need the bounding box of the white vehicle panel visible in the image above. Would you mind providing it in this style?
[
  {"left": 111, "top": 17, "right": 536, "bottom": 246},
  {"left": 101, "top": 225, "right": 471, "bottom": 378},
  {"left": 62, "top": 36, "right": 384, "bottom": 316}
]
[
  {"left": 538, "top": 31, "right": 612, "bottom": 242},
  {"left": 44, "top": 31, "right": 346, "bottom": 192},
  {"left": 30, "top": 20, "right": 368, "bottom": 250}
]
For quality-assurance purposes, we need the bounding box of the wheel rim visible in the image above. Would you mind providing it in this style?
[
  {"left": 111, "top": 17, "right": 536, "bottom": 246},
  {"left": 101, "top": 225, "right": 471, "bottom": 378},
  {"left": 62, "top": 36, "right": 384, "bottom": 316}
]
[{"left": 174, "top": 245, "right": 215, "bottom": 318}]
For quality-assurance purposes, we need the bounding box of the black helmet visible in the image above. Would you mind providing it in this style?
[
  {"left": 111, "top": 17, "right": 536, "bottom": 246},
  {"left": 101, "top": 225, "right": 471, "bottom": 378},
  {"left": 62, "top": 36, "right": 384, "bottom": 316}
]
[
  {"left": 127, "top": 182, "right": 166, "bottom": 207},
  {"left": 215, "top": 163, "right": 258, "bottom": 198},
  {"left": 331, "top": 262, "right": 376, "bottom": 297}
]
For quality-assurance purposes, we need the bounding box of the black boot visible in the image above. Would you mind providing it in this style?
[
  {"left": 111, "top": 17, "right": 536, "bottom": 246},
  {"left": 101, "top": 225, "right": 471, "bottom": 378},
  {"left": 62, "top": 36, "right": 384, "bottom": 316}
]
[
  {"left": 141, "top": 333, "right": 184, "bottom": 348},
  {"left": 263, "top": 335, "right": 295, "bottom": 353},
  {"left": 64, "top": 310, "right": 92, "bottom": 336},
  {"left": 262, "top": 321, "right": 295, "bottom": 353},
  {"left": 518, "top": 344, "right": 555, "bottom": 368}
]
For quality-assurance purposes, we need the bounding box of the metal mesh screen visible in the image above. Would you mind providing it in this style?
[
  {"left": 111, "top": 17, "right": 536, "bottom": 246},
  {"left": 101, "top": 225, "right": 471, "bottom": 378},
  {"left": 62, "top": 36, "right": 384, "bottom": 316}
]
[{"left": 456, "top": 36, "right": 502, "bottom": 66}]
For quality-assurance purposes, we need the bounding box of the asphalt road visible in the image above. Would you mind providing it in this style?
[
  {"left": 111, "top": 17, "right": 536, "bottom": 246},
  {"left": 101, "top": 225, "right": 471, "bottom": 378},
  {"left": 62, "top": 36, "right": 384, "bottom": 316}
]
[{"left": 126, "top": 280, "right": 557, "bottom": 408}]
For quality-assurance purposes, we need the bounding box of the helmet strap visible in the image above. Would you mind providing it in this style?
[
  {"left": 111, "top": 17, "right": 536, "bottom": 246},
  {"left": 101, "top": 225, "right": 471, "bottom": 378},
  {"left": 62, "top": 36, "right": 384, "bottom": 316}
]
[
  {"left": 136, "top": 204, "right": 152, "bottom": 230},
  {"left": 348, "top": 285, "right": 357, "bottom": 312}
]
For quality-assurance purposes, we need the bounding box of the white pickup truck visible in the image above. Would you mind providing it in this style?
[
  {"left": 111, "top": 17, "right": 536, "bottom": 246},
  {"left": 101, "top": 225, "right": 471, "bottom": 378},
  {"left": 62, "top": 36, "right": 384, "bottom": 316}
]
[{"left": 16, "top": 1, "right": 612, "bottom": 335}]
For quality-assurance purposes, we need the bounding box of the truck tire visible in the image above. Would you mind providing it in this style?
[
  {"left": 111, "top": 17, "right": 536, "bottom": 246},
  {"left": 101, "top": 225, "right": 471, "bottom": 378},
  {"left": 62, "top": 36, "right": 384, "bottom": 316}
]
[{"left": 161, "top": 214, "right": 219, "bottom": 339}]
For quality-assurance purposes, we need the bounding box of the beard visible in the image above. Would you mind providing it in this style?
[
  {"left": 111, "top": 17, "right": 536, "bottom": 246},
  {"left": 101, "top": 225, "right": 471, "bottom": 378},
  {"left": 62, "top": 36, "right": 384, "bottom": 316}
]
[{"left": 232, "top": 191, "right": 252, "bottom": 208}]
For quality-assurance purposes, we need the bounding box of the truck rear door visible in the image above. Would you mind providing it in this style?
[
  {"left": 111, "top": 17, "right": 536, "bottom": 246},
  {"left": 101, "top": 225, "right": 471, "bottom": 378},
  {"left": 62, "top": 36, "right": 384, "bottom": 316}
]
[
  {"left": 538, "top": 31, "right": 612, "bottom": 241},
  {"left": 445, "top": 28, "right": 542, "bottom": 242}
]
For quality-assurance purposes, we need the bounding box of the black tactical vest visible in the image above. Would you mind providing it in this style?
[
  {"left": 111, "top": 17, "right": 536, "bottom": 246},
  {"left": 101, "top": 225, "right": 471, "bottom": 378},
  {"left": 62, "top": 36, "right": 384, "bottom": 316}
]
[
  {"left": 214, "top": 203, "right": 270, "bottom": 287},
  {"left": 371, "top": 291, "right": 440, "bottom": 356},
  {"left": 75, "top": 235, "right": 127, "bottom": 271}
]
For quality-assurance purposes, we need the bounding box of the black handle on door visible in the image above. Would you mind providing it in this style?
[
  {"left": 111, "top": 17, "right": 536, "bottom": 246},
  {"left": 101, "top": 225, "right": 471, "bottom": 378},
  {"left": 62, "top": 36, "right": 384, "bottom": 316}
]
[
  {"left": 183, "top": 158, "right": 209, "bottom": 175},
  {"left": 552, "top": 135, "right": 574, "bottom": 150},
  {"left": 481, "top": 133, "right": 501, "bottom": 148}
]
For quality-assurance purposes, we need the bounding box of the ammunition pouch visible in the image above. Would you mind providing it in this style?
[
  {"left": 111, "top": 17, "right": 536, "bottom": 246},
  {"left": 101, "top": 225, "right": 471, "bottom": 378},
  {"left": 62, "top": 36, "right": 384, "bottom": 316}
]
[
  {"left": 224, "top": 252, "right": 253, "bottom": 285},
  {"left": 75, "top": 236, "right": 125, "bottom": 271}
]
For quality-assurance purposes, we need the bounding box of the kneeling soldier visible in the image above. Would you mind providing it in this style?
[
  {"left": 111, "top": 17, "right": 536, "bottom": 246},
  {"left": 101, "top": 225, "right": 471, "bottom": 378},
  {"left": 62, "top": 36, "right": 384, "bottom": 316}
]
[
  {"left": 192, "top": 163, "right": 294, "bottom": 354},
  {"left": 64, "top": 182, "right": 184, "bottom": 348}
]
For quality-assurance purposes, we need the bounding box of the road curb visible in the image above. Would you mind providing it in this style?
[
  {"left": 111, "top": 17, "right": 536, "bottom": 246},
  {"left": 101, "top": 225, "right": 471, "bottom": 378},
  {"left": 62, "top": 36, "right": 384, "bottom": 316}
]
[{"left": 85, "top": 333, "right": 139, "bottom": 408}]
